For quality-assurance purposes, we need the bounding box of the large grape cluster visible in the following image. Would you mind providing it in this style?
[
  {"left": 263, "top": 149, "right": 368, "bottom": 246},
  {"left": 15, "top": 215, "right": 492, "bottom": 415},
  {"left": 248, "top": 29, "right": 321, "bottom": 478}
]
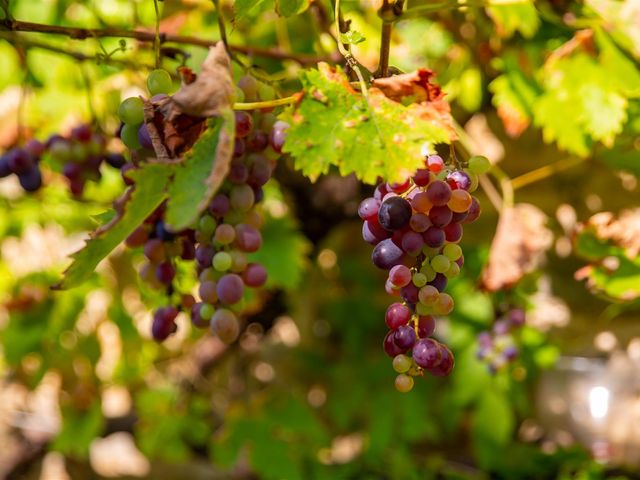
[
  {"left": 359, "top": 152, "right": 489, "bottom": 392},
  {"left": 119, "top": 71, "right": 287, "bottom": 344},
  {"left": 477, "top": 307, "right": 525, "bottom": 373}
]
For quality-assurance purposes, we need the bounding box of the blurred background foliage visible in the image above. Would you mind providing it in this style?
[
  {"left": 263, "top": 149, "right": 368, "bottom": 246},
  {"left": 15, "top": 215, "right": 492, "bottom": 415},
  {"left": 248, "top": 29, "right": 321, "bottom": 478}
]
[{"left": 0, "top": 0, "right": 639, "bottom": 479}]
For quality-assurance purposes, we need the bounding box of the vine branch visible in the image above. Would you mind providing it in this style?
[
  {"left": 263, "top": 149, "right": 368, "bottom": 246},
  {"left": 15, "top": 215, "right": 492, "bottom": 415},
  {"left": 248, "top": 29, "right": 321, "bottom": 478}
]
[{"left": 0, "top": 19, "right": 336, "bottom": 65}]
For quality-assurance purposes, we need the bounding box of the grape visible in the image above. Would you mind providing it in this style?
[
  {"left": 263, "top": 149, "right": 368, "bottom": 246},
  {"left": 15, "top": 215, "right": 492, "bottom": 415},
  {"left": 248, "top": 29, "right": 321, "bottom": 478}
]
[
  {"left": 195, "top": 245, "right": 215, "bottom": 269},
  {"left": 373, "top": 183, "right": 389, "bottom": 201},
  {"left": 211, "top": 308, "right": 240, "bottom": 343},
  {"left": 199, "top": 281, "right": 218, "bottom": 304},
  {"left": 378, "top": 196, "right": 412, "bottom": 231},
  {"left": 409, "top": 213, "right": 431, "bottom": 233},
  {"left": 358, "top": 197, "right": 380, "bottom": 221},
  {"left": 371, "top": 239, "right": 405, "bottom": 270},
  {"left": 410, "top": 191, "right": 431, "bottom": 213},
  {"left": 446, "top": 170, "right": 471, "bottom": 191},
  {"left": 191, "top": 303, "right": 209, "bottom": 328},
  {"left": 117, "top": 97, "right": 145, "bottom": 125},
  {"left": 156, "top": 262, "right": 176, "bottom": 284},
  {"left": 18, "top": 168, "right": 42, "bottom": 192},
  {"left": 155, "top": 221, "right": 175, "bottom": 241},
  {"left": 209, "top": 194, "right": 231, "bottom": 217},
  {"left": 385, "top": 303, "right": 411, "bottom": 329},
  {"left": 448, "top": 189, "right": 472, "bottom": 213},
  {"left": 431, "top": 255, "right": 451, "bottom": 274},
  {"left": 388, "top": 265, "right": 412, "bottom": 288},
  {"left": 138, "top": 124, "right": 153, "bottom": 150},
  {"left": 443, "top": 244, "right": 462, "bottom": 260},
  {"left": 428, "top": 273, "right": 448, "bottom": 292},
  {"left": 462, "top": 197, "right": 481, "bottom": 224},
  {"left": 412, "top": 168, "right": 432, "bottom": 186},
  {"left": 392, "top": 354, "right": 412, "bottom": 373},
  {"left": 213, "top": 251, "right": 233, "bottom": 272},
  {"left": 417, "top": 315, "right": 436, "bottom": 338},
  {"left": 147, "top": 69, "right": 173, "bottom": 96},
  {"left": 426, "top": 154, "right": 444, "bottom": 173},
  {"left": 418, "top": 285, "right": 439, "bottom": 305},
  {"left": 0, "top": 154, "right": 12, "bottom": 177},
  {"left": 434, "top": 293, "right": 454, "bottom": 315},
  {"left": 413, "top": 339, "right": 442, "bottom": 369},
  {"left": 429, "top": 205, "right": 453, "bottom": 228},
  {"left": 393, "top": 325, "right": 417, "bottom": 350},
  {"left": 401, "top": 231, "right": 424, "bottom": 255},
  {"left": 238, "top": 75, "right": 259, "bottom": 101},
  {"left": 269, "top": 120, "right": 289, "bottom": 153},
  {"left": 151, "top": 306, "right": 178, "bottom": 341},
  {"left": 384, "top": 331, "right": 405, "bottom": 357},
  {"left": 120, "top": 123, "right": 142, "bottom": 150},
  {"left": 126, "top": 226, "right": 149, "bottom": 248},
  {"left": 400, "top": 282, "right": 419, "bottom": 304},
  {"left": 105, "top": 153, "right": 127, "bottom": 169},
  {"left": 216, "top": 273, "right": 244, "bottom": 304},
  {"left": 214, "top": 224, "right": 236, "bottom": 245},
  {"left": 362, "top": 218, "right": 392, "bottom": 245},
  {"left": 426, "top": 180, "right": 451, "bottom": 206},
  {"left": 387, "top": 178, "right": 411, "bottom": 194},
  {"left": 423, "top": 227, "right": 445, "bottom": 248},
  {"left": 235, "top": 111, "right": 253, "bottom": 138},
  {"left": 200, "top": 303, "right": 215, "bottom": 320},
  {"left": 508, "top": 308, "right": 526, "bottom": 326},
  {"left": 420, "top": 262, "right": 437, "bottom": 282},
  {"left": 444, "top": 262, "right": 460, "bottom": 278},
  {"left": 412, "top": 272, "right": 427, "bottom": 287},
  {"left": 247, "top": 131, "right": 269, "bottom": 152},
  {"left": 443, "top": 223, "right": 463, "bottom": 243},
  {"left": 242, "top": 263, "right": 267, "bottom": 287},
  {"left": 235, "top": 223, "right": 262, "bottom": 252},
  {"left": 144, "top": 239, "right": 166, "bottom": 263},
  {"left": 247, "top": 156, "right": 272, "bottom": 187},
  {"left": 230, "top": 184, "right": 255, "bottom": 212},
  {"left": 427, "top": 344, "right": 454, "bottom": 376},
  {"left": 395, "top": 374, "right": 414, "bottom": 393},
  {"left": 468, "top": 155, "right": 491, "bottom": 174}
]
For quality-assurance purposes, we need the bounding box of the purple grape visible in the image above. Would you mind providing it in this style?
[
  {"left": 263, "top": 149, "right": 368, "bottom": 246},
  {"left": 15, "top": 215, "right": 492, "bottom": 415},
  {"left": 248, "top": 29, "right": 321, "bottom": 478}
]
[
  {"left": 393, "top": 325, "right": 417, "bottom": 350},
  {"left": 191, "top": 303, "right": 209, "bottom": 328},
  {"left": 371, "top": 238, "right": 405, "bottom": 270},
  {"left": 378, "top": 196, "right": 412, "bottom": 231},
  {"left": 25, "top": 139, "right": 45, "bottom": 157},
  {"left": 478, "top": 332, "right": 493, "bottom": 348},
  {"left": 63, "top": 162, "right": 82, "bottom": 180},
  {"left": 137, "top": 124, "right": 154, "bottom": 150},
  {"left": 247, "top": 156, "right": 272, "bottom": 187},
  {"left": 451, "top": 210, "right": 469, "bottom": 223},
  {"left": 358, "top": 197, "right": 380, "bottom": 221},
  {"left": 151, "top": 306, "right": 178, "bottom": 341},
  {"left": 233, "top": 138, "right": 246, "bottom": 157},
  {"left": 400, "top": 282, "right": 420, "bottom": 304},
  {"left": 401, "top": 231, "right": 424, "bottom": 255},
  {"left": 446, "top": 170, "right": 471, "bottom": 190},
  {"left": 413, "top": 338, "right": 442, "bottom": 369},
  {"left": 443, "top": 223, "right": 462, "bottom": 242},
  {"left": 426, "top": 180, "right": 451, "bottom": 206},
  {"left": 427, "top": 344, "right": 454, "bottom": 376},
  {"left": 209, "top": 194, "right": 231, "bottom": 217},
  {"left": 228, "top": 162, "right": 249, "bottom": 184},
  {"left": 8, "top": 149, "right": 34, "bottom": 174},
  {"left": 216, "top": 273, "right": 245, "bottom": 305},
  {"left": 417, "top": 315, "right": 436, "bottom": 338},
  {"left": 384, "top": 330, "right": 405, "bottom": 357},
  {"left": 429, "top": 206, "right": 453, "bottom": 228},
  {"left": 504, "top": 346, "right": 519, "bottom": 360},
  {"left": 155, "top": 220, "right": 175, "bottom": 241},
  {"left": 493, "top": 319, "right": 510, "bottom": 335},
  {"left": 71, "top": 124, "right": 92, "bottom": 142},
  {"left": 409, "top": 213, "right": 431, "bottom": 233},
  {"left": 269, "top": 120, "right": 289, "bottom": 153},
  {"left": 18, "top": 167, "right": 42, "bottom": 192},
  {"left": 235, "top": 224, "right": 262, "bottom": 252},
  {"left": 412, "top": 168, "right": 431, "bottom": 186},
  {"left": 0, "top": 154, "right": 12, "bottom": 177},
  {"left": 234, "top": 111, "right": 253, "bottom": 138},
  {"left": 385, "top": 303, "right": 411, "bottom": 329},
  {"left": 242, "top": 263, "right": 267, "bottom": 287},
  {"left": 428, "top": 273, "right": 448, "bottom": 292},
  {"left": 508, "top": 308, "right": 526, "bottom": 326},
  {"left": 373, "top": 183, "right": 389, "bottom": 201},
  {"left": 156, "top": 262, "right": 176, "bottom": 284},
  {"left": 247, "top": 130, "right": 269, "bottom": 151},
  {"left": 362, "top": 218, "right": 391, "bottom": 245},
  {"left": 423, "top": 227, "right": 445, "bottom": 248},
  {"left": 462, "top": 197, "right": 480, "bottom": 224},
  {"left": 195, "top": 245, "right": 215, "bottom": 269}
]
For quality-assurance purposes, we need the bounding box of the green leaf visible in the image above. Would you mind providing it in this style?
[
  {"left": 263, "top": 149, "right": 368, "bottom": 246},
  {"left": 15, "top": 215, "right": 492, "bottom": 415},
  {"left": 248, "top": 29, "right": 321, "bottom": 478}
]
[
  {"left": 57, "top": 164, "right": 172, "bottom": 289},
  {"left": 486, "top": 2, "right": 540, "bottom": 38},
  {"left": 282, "top": 64, "right": 452, "bottom": 184},
  {"left": 340, "top": 30, "right": 366, "bottom": 45},
  {"left": 248, "top": 213, "right": 310, "bottom": 290},
  {"left": 534, "top": 93, "right": 590, "bottom": 155},
  {"left": 580, "top": 84, "right": 627, "bottom": 146},
  {"left": 164, "top": 113, "right": 235, "bottom": 231},
  {"left": 276, "top": 0, "right": 310, "bottom": 16},
  {"left": 52, "top": 402, "right": 104, "bottom": 458},
  {"left": 472, "top": 389, "right": 515, "bottom": 466},
  {"left": 233, "top": 0, "right": 309, "bottom": 18}
]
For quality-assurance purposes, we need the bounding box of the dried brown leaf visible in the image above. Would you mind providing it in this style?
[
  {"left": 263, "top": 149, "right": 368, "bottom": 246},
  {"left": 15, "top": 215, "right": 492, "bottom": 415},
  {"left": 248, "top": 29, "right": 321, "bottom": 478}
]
[
  {"left": 481, "top": 204, "right": 553, "bottom": 291},
  {"left": 582, "top": 208, "right": 640, "bottom": 257}
]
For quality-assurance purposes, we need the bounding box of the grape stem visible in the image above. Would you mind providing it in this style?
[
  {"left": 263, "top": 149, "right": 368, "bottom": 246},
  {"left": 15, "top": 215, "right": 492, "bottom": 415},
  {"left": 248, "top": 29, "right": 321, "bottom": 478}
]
[
  {"left": 153, "top": 0, "right": 161, "bottom": 68},
  {"left": 0, "top": 19, "right": 338, "bottom": 65},
  {"left": 233, "top": 96, "right": 298, "bottom": 110},
  {"left": 511, "top": 156, "right": 587, "bottom": 190}
]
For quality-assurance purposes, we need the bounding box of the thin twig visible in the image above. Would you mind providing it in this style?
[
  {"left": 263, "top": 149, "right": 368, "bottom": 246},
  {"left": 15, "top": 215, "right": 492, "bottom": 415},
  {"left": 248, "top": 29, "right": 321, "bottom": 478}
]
[
  {"left": 153, "top": 0, "right": 161, "bottom": 68},
  {"left": 0, "top": 19, "right": 334, "bottom": 65},
  {"left": 511, "top": 156, "right": 587, "bottom": 190},
  {"left": 233, "top": 96, "right": 297, "bottom": 110}
]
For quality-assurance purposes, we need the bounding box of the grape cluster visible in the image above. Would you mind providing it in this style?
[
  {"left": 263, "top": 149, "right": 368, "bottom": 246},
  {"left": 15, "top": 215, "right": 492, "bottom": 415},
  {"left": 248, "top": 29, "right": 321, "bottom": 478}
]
[
  {"left": 477, "top": 307, "right": 525, "bottom": 373},
  {"left": 121, "top": 73, "right": 287, "bottom": 344},
  {"left": 47, "top": 124, "right": 127, "bottom": 196},
  {"left": 359, "top": 153, "right": 490, "bottom": 392},
  {"left": 0, "top": 140, "right": 45, "bottom": 192}
]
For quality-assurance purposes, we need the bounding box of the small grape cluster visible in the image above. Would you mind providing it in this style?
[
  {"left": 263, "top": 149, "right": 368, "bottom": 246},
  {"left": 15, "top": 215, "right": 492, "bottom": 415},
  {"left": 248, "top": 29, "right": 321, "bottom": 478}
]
[
  {"left": 359, "top": 152, "right": 490, "bottom": 392},
  {"left": 121, "top": 73, "right": 287, "bottom": 344},
  {"left": 47, "top": 124, "right": 127, "bottom": 196},
  {"left": 0, "top": 139, "right": 45, "bottom": 192},
  {"left": 477, "top": 307, "right": 525, "bottom": 373}
]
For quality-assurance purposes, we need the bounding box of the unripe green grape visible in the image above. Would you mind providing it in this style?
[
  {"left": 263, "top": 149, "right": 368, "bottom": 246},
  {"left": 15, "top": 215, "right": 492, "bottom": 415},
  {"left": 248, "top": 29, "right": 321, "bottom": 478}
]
[
  {"left": 416, "top": 302, "right": 431, "bottom": 316},
  {"left": 198, "top": 215, "right": 217, "bottom": 236},
  {"left": 200, "top": 303, "right": 215, "bottom": 320},
  {"left": 412, "top": 272, "right": 427, "bottom": 287},
  {"left": 420, "top": 263, "right": 437, "bottom": 282},
  {"left": 258, "top": 82, "right": 275, "bottom": 101},
  {"left": 117, "top": 97, "right": 145, "bottom": 125},
  {"left": 147, "top": 69, "right": 173, "bottom": 96},
  {"left": 212, "top": 251, "right": 232, "bottom": 271},
  {"left": 120, "top": 123, "right": 141, "bottom": 149},
  {"left": 465, "top": 169, "right": 479, "bottom": 192},
  {"left": 233, "top": 86, "right": 245, "bottom": 103},
  {"left": 392, "top": 354, "right": 412, "bottom": 373},
  {"left": 395, "top": 374, "right": 414, "bottom": 393},
  {"left": 431, "top": 255, "right": 451, "bottom": 273},
  {"left": 468, "top": 155, "right": 491, "bottom": 174},
  {"left": 443, "top": 244, "right": 462, "bottom": 261},
  {"left": 421, "top": 245, "right": 440, "bottom": 257},
  {"left": 444, "top": 262, "right": 460, "bottom": 278}
]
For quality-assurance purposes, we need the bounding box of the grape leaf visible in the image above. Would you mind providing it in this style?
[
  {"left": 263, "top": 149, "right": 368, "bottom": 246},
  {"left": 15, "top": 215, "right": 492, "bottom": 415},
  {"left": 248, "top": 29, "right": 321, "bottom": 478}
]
[
  {"left": 233, "top": 0, "right": 309, "bottom": 18},
  {"left": 281, "top": 64, "right": 453, "bottom": 184},
  {"left": 56, "top": 164, "right": 172, "bottom": 289},
  {"left": 486, "top": 2, "right": 540, "bottom": 38},
  {"left": 276, "top": 0, "right": 310, "bottom": 17},
  {"left": 164, "top": 112, "right": 235, "bottom": 232}
]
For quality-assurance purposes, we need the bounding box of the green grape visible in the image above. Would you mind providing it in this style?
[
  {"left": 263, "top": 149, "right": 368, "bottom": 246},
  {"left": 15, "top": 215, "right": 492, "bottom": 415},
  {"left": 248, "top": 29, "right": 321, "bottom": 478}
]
[
  {"left": 419, "top": 263, "right": 437, "bottom": 282},
  {"left": 258, "top": 81, "right": 275, "bottom": 101},
  {"left": 431, "top": 255, "right": 451, "bottom": 273},
  {"left": 443, "top": 244, "right": 462, "bottom": 261},
  {"left": 147, "top": 69, "right": 173, "bottom": 96},
  {"left": 395, "top": 374, "right": 414, "bottom": 393},
  {"left": 444, "top": 262, "right": 460, "bottom": 278},
  {"left": 120, "top": 123, "right": 141, "bottom": 150},
  {"left": 421, "top": 245, "right": 440, "bottom": 257},
  {"left": 468, "top": 155, "right": 491, "bottom": 174},
  {"left": 117, "top": 97, "right": 144, "bottom": 125},
  {"left": 198, "top": 215, "right": 217, "bottom": 237},
  {"left": 200, "top": 303, "right": 215, "bottom": 320},
  {"left": 416, "top": 302, "right": 431, "bottom": 316},
  {"left": 233, "top": 86, "right": 245, "bottom": 103},
  {"left": 412, "top": 272, "right": 427, "bottom": 287},
  {"left": 213, "top": 251, "right": 232, "bottom": 272},
  {"left": 392, "top": 354, "right": 412, "bottom": 373}
]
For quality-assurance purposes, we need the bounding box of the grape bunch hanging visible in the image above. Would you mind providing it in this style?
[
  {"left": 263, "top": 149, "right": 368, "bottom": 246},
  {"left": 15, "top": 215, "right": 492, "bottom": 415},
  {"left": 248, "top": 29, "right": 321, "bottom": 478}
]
[
  {"left": 359, "top": 152, "right": 489, "bottom": 392},
  {"left": 477, "top": 306, "right": 525, "bottom": 373},
  {"left": 117, "top": 70, "right": 285, "bottom": 344}
]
